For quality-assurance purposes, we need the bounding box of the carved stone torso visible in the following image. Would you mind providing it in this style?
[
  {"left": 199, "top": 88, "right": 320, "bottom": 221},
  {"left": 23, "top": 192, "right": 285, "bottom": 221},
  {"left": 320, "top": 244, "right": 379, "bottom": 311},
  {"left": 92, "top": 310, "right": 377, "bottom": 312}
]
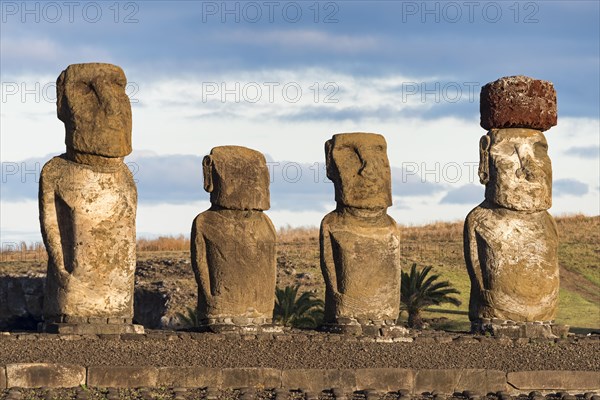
[
  {"left": 192, "top": 209, "right": 276, "bottom": 319},
  {"left": 40, "top": 156, "right": 137, "bottom": 319},
  {"left": 320, "top": 210, "right": 401, "bottom": 321},
  {"left": 464, "top": 203, "right": 559, "bottom": 322}
]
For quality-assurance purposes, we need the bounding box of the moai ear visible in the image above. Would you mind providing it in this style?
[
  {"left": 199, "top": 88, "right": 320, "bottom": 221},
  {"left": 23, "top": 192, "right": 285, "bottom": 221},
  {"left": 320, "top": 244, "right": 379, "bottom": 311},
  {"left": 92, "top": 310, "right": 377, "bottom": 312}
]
[
  {"left": 56, "top": 70, "right": 68, "bottom": 123},
  {"left": 325, "top": 139, "right": 335, "bottom": 181},
  {"left": 478, "top": 134, "right": 491, "bottom": 185},
  {"left": 202, "top": 155, "right": 214, "bottom": 193}
]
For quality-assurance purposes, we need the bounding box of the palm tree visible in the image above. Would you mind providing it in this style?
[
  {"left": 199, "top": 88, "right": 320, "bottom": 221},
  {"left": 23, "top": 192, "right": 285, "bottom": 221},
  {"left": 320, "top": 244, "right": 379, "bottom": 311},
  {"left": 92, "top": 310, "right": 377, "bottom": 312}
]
[
  {"left": 274, "top": 285, "right": 324, "bottom": 329},
  {"left": 176, "top": 306, "right": 200, "bottom": 329},
  {"left": 401, "top": 263, "right": 462, "bottom": 329}
]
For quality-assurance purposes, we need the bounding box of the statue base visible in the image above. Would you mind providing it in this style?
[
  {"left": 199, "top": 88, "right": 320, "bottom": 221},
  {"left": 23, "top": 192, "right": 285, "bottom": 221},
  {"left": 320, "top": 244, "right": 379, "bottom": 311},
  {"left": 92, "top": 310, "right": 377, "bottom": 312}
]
[
  {"left": 197, "top": 317, "right": 283, "bottom": 334},
  {"left": 472, "top": 318, "right": 569, "bottom": 339},
  {"left": 40, "top": 316, "right": 144, "bottom": 334},
  {"left": 320, "top": 318, "right": 409, "bottom": 337}
]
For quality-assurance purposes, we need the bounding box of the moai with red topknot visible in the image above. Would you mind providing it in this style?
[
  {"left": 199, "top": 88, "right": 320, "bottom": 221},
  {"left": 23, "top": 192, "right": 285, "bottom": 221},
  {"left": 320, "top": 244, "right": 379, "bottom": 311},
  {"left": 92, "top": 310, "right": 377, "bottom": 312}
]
[{"left": 464, "top": 76, "right": 568, "bottom": 338}]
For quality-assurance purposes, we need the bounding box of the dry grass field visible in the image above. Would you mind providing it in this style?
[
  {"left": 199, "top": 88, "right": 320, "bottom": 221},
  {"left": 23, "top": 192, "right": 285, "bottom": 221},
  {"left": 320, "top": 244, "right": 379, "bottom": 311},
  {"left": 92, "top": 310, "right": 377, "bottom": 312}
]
[{"left": 2, "top": 214, "right": 598, "bottom": 332}]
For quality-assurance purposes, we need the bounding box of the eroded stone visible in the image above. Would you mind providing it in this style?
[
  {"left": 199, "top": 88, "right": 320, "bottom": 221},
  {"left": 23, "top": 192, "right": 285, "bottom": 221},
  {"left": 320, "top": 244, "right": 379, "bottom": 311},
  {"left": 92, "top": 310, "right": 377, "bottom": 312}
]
[
  {"left": 320, "top": 133, "right": 401, "bottom": 330},
  {"left": 480, "top": 75, "right": 557, "bottom": 131},
  {"left": 192, "top": 146, "right": 276, "bottom": 332},
  {"left": 40, "top": 63, "right": 140, "bottom": 334},
  {"left": 465, "top": 77, "right": 561, "bottom": 332}
]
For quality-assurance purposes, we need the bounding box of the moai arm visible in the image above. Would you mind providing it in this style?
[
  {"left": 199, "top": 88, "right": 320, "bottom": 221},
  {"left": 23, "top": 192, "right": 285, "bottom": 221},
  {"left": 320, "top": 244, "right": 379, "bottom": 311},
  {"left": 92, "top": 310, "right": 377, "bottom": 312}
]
[
  {"left": 191, "top": 217, "right": 212, "bottom": 311},
  {"left": 320, "top": 217, "right": 342, "bottom": 320},
  {"left": 39, "top": 161, "right": 67, "bottom": 281},
  {"left": 464, "top": 213, "right": 484, "bottom": 294},
  {"left": 320, "top": 223, "right": 337, "bottom": 292}
]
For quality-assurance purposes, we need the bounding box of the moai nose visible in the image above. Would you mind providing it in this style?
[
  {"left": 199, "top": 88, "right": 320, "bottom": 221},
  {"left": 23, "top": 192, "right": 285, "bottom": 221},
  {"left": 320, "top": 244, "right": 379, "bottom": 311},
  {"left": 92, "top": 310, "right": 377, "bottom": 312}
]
[{"left": 92, "top": 79, "right": 120, "bottom": 115}]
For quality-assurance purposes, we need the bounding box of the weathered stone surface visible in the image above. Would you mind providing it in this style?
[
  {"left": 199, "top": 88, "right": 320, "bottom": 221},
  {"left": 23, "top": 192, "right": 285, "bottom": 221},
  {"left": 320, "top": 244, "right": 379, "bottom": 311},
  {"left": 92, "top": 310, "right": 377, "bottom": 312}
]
[
  {"left": 507, "top": 371, "right": 600, "bottom": 390},
  {"left": 464, "top": 205, "right": 559, "bottom": 322},
  {"left": 203, "top": 145, "right": 270, "bottom": 210},
  {"left": 355, "top": 368, "right": 413, "bottom": 391},
  {"left": 221, "top": 368, "right": 280, "bottom": 388},
  {"left": 6, "top": 363, "right": 85, "bottom": 388},
  {"left": 192, "top": 146, "right": 276, "bottom": 330},
  {"left": 325, "top": 132, "right": 392, "bottom": 209},
  {"left": 57, "top": 63, "right": 132, "bottom": 157},
  {"left": 480, "top": 129, "right": 552, "bottom": 211},
  {"left": 480, "top": 76, "right": 557, "bottom": 131},
  {"left": 320, "top": 133, "right": 401, "bottom": 325},
  {"left": 455, "top": 369, "right": 507, "bottom": 392},
  {"left": 157, "top": 367, "right": 220, "bottom": 387},
  {"left": 414, "top": 369, "right": 460, "bottom": 393},
  {"left": 280, "top": 369, "right": 356, "bottom": 391},
  {"left": 40, "top": 63, "right": 139, "bottom": 334},
  {"left": 465, "top": 79, "right": 560, "bottom": 328},
  {"left": 87, "top": 366, "right": 158, "bottom": 387},
  {"left": 43, "top": 322, "right": 143, "bottom": 334},
  {"left": 0, "top": 366, "right": 6, "bottom": 389}
]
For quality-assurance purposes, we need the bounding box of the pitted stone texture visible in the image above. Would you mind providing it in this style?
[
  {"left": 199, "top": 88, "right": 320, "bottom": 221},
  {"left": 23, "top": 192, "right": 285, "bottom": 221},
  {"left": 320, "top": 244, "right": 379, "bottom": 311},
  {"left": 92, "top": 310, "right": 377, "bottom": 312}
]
[
  {"left": 203, "top": 146, "right": 270, "bottom": 210},
  {"left": 221, "top": 368, "right": 281, "bottom": 388},
  {"left": 480, "top": 129, "right": 552, "bottom": 211},
  {"left": 467, "top": 123, "right": 559, "bottom": 324},
  {"left": 325, "top": 132, "right": 392, "bottom": 209},
  {"left": 6, "top": 363, "right": 85, "bottom": 388},
  {"left": 280, "top": 369, "right": 356, "bottom": 391},
  {"left": 473, "top": 320, "right": 569, "bottom": 339},
  {"left": 192, "top": 146, "right": 276, "bottom": 330},
  {"left": 42, "top": 322, "right": 143, "bottom": 335},
  {"left": 464, "top": 205, "right": 559, "bottom": 322},
  {"left": 355, "top": 368, "right": 413, "bottom": 391},
  {"left": 321, "top": 133, "right": 401, "bottom": 326},
  {"left": 88, "top": 366, "right": 159, "bottom": 388},
  {"left": 480, "top": 75, "right": 557, "bottom": 131},
  {"left": 40, "top": 156, "right": 137, "bottom": 322},
  {"left": 0, "top": 366, "right": 6, "bottom": 389},
  {"left": 157, "top": 367, "right": 220, "bottom": 387},
  {"left": 507, "top": 371, "right": 600, "bottom": 390},
  {"left": 40, "top": 63, "right": 138, "bottom": 333},
  {"left": 57, "top": 63, "right": 132, "bottom": 158}
]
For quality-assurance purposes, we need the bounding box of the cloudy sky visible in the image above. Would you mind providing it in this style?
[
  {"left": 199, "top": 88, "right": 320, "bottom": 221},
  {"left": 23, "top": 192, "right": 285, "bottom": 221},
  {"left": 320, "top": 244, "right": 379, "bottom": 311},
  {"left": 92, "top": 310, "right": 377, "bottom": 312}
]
[{"left": 1, "top": 1, "right": 598, "bottom": 243}]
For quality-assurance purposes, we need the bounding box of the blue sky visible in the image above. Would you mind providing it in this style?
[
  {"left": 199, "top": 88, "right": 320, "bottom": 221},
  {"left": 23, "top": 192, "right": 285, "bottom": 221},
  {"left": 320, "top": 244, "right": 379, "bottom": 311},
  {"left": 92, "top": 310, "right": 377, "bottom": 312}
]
[{"left": 1, "top": 0, "right": 599, "bottom": 243}]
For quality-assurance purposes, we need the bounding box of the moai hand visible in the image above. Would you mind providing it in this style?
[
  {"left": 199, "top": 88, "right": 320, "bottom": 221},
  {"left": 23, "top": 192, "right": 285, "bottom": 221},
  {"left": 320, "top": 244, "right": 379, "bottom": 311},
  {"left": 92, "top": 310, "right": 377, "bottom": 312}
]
[
  {"left": 39, "top": 63, "right": 141, "bottom": 334},
  {"left": 191, "top": 146, "right": 277, "bottom": 333},
  {"left": 464, "top": 76, "right": 565, "bottom": 338},
  {"left": 319, "top": 133, "right": 402, "bottom": 336}
]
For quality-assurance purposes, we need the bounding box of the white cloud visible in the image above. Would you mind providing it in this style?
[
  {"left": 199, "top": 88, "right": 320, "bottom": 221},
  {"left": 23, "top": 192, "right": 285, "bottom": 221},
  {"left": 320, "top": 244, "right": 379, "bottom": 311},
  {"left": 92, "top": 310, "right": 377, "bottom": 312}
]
[
  {"left": 1, "top": 68, "right": 598, "bottom": 242},
  {"left": 219, "top": 29, "right": 381, "bottom": 54}
]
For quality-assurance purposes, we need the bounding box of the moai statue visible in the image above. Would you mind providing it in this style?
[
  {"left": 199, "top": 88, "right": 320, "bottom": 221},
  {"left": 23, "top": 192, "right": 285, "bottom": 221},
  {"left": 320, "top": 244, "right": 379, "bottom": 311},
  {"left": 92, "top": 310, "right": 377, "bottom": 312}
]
[
  {"left": 320, "top": 133, "right": 403, "bottom": 336},
  {"left": 39, "top": 63, "right": 142, "bottom": 334},
  {"left": 191, "top": 146, "right": 278, "bottom": 333},
  {"left": 464, "top": 75, "right": 567, "bottom": 338}
]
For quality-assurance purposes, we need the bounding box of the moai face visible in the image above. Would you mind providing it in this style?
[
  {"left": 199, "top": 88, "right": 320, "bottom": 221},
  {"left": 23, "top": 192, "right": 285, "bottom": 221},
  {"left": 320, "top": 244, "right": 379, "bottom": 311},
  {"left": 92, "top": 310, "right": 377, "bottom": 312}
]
[
  {"left": 203, "top": 146, "right": 270, "bottom": 210},
  {"left": 57, "top": 63, "right": 132, "bottom": 158},
  {"left": 479, "top": 129, "right": 552, "bottom": 211},
  {"left": 477, "top": 76, "right": 557, "bottom": 212},
  {"left": 325, "top": 133, "right": 392, "bottom": 209}
]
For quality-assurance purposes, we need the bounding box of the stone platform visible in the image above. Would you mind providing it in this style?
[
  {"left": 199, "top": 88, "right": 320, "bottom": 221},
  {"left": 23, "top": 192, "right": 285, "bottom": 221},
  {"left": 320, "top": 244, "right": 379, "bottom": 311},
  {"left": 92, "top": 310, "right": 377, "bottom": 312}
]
[{"left": 0, "top": 331, "right": 598, "bottom": 394}]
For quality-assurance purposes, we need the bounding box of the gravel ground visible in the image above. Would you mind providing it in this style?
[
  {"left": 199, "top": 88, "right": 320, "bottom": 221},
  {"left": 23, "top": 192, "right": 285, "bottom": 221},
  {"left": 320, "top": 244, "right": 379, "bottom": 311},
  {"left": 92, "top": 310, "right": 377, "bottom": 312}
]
[
  {"left": 0, "top": 388, "right": 599, "bottom": 400},
  {"left": 1, "top": 333, "right": 599, "bottom": 371}
]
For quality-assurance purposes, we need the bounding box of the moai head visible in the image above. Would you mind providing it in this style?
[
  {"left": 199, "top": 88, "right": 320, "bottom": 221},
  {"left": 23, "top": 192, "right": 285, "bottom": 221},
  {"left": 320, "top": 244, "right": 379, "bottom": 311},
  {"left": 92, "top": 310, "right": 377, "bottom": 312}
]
[
  {"left": 203, "top": 146, "right": 270, "bottom": 210},
  {"left": 478, "top": 76, "right": 557, "bottom": 211},
  {"left": 57, "top": 63, "right": 132, "bottom": 159},
  {"left": 325, "top": 132, "right": 392, "bottom": 209}
]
